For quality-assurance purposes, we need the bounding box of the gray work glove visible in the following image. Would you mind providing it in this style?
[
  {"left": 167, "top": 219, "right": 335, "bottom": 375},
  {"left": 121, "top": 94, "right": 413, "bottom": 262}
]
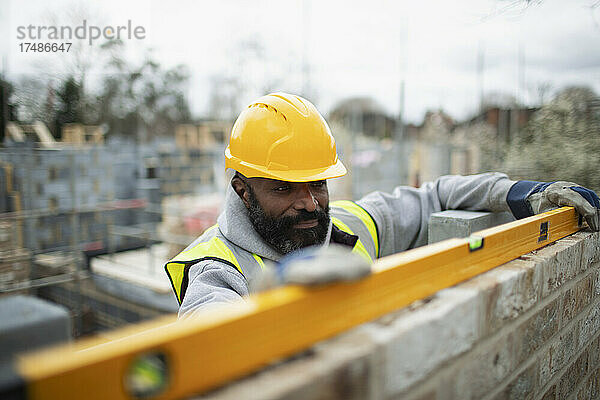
[
  {"left": 526, "top": 181, "right": 600, "bottom": 231},
  {"left": 250, "top": 245, "right": 372, "bottom": 292}
]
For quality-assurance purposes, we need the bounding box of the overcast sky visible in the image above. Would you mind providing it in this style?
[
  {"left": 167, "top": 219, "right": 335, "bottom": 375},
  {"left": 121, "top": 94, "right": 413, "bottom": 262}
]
[{"left": 1, "top": 0, "right": 599, "bottom": 123}]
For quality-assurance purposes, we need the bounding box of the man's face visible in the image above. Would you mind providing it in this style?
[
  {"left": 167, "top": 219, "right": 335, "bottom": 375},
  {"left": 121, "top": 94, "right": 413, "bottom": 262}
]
[{"left": 240, "top": 177, "right": 330, "bottom": 254}]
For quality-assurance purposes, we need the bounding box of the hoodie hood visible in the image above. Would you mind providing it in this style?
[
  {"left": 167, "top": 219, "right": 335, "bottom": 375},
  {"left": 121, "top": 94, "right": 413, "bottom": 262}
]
[{"left": 217, "top": 182, "right": 332, "bottom": 261}]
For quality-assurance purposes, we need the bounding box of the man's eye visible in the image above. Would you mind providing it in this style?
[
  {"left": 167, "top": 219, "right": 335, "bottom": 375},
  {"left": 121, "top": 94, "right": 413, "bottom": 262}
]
[
  {"left": 274, "top": 186, "right": 290, "bottom": 192},
  {"left": 310, "top": 181, "right": 326, "bottom": 187}
]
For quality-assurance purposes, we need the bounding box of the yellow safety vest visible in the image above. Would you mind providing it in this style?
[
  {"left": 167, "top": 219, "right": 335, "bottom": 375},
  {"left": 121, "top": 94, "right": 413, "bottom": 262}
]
[{"left": 164, "top": 200, "right": 379, "bottom": 304}]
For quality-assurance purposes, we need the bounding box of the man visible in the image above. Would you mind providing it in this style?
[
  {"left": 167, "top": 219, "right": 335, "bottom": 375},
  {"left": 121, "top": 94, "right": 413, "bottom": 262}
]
[{"left": 165, "top": 92, "right": 600, "bottom": 317}]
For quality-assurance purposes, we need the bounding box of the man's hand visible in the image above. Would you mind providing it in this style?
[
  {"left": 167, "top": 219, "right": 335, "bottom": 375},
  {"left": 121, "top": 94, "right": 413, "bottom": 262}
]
[
  {"left": 526, "top": 181, "right": 600, "bottom": 231},
  {"left": 251, "top": 245, "right": 372, "bottom": 292}
]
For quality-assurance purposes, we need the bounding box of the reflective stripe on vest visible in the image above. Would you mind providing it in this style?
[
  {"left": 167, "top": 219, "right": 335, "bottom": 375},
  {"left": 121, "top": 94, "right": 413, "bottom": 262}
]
[
  {"left": 331, "top": 200, "right": 379, "bottom": 258},
  {"left": 165, "top": 201, "right": 379, "bottom": 304},
  {"left": 251, "top": 254, "right": 266, "bottom": 270},
  {"left": 330, "top": 217, "right": 372, "bottom": 263},
  {"left": 165, "top": 232, "right": 265, "bottom": 305}
]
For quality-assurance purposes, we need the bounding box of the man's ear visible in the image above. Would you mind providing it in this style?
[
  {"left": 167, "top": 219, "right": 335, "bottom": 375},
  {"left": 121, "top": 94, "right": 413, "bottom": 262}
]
[{"left": 231, "top": 176, "right": 251, "bottom": 208}]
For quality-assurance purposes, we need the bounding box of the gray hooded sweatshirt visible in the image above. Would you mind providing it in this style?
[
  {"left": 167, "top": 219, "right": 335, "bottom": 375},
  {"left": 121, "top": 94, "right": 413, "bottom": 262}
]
[{"left": 177, "top": 173, "right": 516, "bottom": 317}]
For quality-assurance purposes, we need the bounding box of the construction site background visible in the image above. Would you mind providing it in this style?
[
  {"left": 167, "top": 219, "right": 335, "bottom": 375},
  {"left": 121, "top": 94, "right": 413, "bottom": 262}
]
[
  {"left": 0, "top": 81, "right": 599, "bottom": 340},
  {"left": 0, "top": 2, "right": 598, "bottom": 398}
]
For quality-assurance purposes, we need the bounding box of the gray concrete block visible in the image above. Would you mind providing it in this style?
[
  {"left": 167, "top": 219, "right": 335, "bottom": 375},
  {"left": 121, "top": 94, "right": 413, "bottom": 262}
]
[
  {"left": 428, "top": 210, "right": 514, "bottom": 244},
  {"left": 0, "top": 295, "right": 71, "bottom": 360}
]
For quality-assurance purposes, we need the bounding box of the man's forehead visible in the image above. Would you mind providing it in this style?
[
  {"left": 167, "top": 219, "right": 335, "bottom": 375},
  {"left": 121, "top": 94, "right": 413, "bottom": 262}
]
[{"left": 247, "top": 177, "right": 326, "bottom": 186}]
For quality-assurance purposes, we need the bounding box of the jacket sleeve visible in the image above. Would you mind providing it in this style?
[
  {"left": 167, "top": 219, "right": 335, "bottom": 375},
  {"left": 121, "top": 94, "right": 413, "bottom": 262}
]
[
  {"left": 356, "top": 172, "right": 516, "bottom": 257},
  {"left": 178, "top": 259, "right": 249, "bottom": 318}
]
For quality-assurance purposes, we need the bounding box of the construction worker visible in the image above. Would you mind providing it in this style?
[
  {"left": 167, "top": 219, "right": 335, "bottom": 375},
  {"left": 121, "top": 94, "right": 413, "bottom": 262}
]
[{"left": 165, "top": 92, "right": 600, "bottom": 317}]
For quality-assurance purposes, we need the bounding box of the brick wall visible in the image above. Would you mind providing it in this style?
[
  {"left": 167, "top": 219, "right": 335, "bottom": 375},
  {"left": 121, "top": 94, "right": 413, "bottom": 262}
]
[{"left": 200, "top": 230, "right": 600, "bottom": 400}]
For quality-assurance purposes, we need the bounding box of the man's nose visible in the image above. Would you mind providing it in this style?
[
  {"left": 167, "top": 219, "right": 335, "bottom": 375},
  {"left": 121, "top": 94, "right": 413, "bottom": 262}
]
[{"left": 293, "top": 184, "right": 317, "bottom": 212}]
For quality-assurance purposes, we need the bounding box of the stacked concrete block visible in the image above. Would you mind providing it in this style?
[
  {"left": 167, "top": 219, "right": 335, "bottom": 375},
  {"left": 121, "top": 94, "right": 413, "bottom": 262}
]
[
  {"left": 110, "top": 147, "right": 139, "bottom": 230},
  {"left": 0, "top": 221, "right": 14, "bottom": 250},
  {"left": 31, "top": 251, "right": 77, "bottom": 281},
  {"left": 0, "top": 248, "right": 32, "bottom": 295},
  {"left": 136, "top": 178, "right": 161, "bottom": 225},
  {"left": 0, "top": 159, "right": 33, "bottom": 295},
  {"left": 198, "top": 230, "right": 600, "bottom": 400},
  {"left": 156, "top": 148, "right": 220, "bottom": 197},
  {"left": 111, "top": 148, "right": 138, "bottom": 200},
  {"left": 0, "top": 140, "right": 225, "bottom": 255},
  {"left": 0, "top": 147, "right": 117, "bottom": 252}
]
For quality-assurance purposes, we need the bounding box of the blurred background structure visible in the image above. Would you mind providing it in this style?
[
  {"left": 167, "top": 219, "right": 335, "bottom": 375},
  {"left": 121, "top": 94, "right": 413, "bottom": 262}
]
[{"left": 0, "top": 0, "right": 598, "bottom": 341}]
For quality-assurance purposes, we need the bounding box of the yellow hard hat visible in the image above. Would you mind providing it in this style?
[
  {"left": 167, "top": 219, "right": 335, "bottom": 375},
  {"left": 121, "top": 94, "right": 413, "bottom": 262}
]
[{"left": 225, "top": 92, "right": 347, "bottom": 182}]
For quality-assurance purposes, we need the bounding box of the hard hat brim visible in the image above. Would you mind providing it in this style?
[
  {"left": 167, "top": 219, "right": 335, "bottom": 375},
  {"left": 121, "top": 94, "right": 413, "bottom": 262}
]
[{"left": 226, "top": 149, "right": 347, "bottom": 182}]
